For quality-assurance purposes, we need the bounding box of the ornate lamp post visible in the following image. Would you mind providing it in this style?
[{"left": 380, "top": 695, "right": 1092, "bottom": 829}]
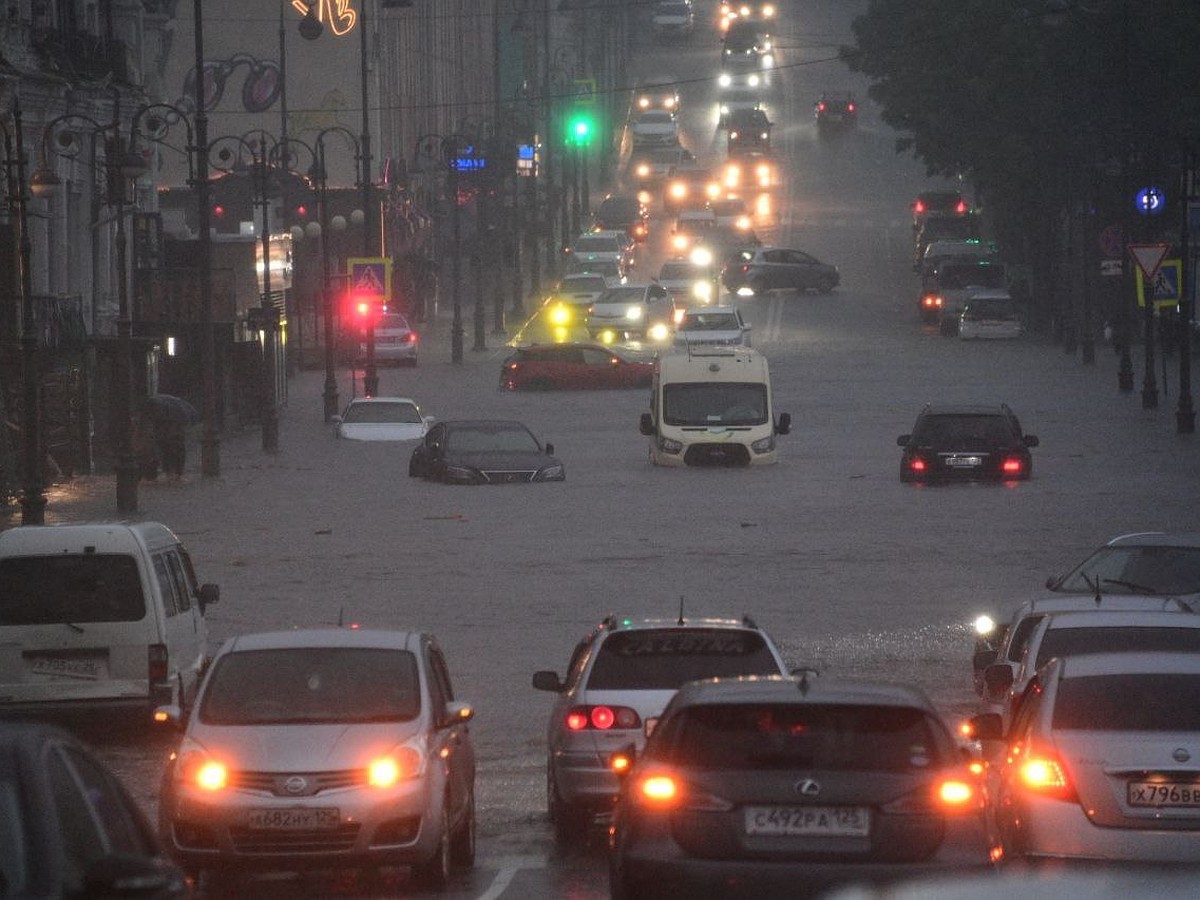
[
  {"left": 32, "top": 97, "right": 148, "bottom": 514},
  {"left": 1, "top": 97, "right": 45, "bottom": 524},
  {"left": 414, "top": 134, "right": 470, "bottom": 363}
]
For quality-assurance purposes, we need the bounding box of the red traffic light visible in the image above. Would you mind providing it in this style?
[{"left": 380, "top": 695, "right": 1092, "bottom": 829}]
[{"left": 348, "top": 294, "right": 384, "bottom": 327}]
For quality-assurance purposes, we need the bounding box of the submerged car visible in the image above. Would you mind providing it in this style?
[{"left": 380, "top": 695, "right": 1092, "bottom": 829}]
[
  {"left": 959, "top": 291, "right": 1021, "bottom": 340},
  {"left": 897, "top": 403, "right": 1038, "bottom": 483},
  {"left": 721, "top": 246, "right": 840, "bottom": 296},
  {"left": 673, "top": 306, "right": 751, "bottom": 347},
  {"left": 609, "top": 675, "right": 996, "bottom": 897},
  {"left": 408, "top": 419, "right": 565, "bottom": 484},
  {"left": 532, "top": 614, "right": 789, "bottom": 842},
  {"left": 1045, "top": 532, "right": 1200, "bottom": 606},
  {"left": 588, "top": 283, "right": 678, "bottom": 342},
  {"left": 361, "top": 312, "right": 418, "bottom": 366},
  {"left": 500, "top": 343, "right": 654, "bottom": 391},
  {"left": 333, "top": 396, "right": 431, "bottom": 442},
  {"left": 156, "top": 628, "right": 477, "bottom": 889}
]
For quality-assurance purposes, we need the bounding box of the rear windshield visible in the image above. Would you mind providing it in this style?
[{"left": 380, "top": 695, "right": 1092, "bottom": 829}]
[
  {"left": 572, "top": 236, "right": 619, "bottom": 252},
  {"left": 1036, "top": 627, "right": 1200, "bottom": 669},
  {"left": 683, "top": 313, "right": 740, "bottom": 331},
  {"left": 912, "top": 414, "right": 1012, "bottom": 446},
  {"left": 652, "top": 703, "right": 945, "bottom": 771},
  {"left": 344, "top": 401, "right": 422, "bottom": 424},
  {"left": 586, "top": 629, "right": 780, "bottom": 690},
  {"left": 0, "top": 555, "right": 145, "bottom": 624},
  {"left": 1053, "top": 674, "right": 1200, "bottom": 731},
  {"left": 200, "top": 648, "right": 421, "bottom": 725}
]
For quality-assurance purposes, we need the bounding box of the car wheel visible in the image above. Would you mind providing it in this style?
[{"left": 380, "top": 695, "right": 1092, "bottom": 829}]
[
  {"left": 749, "top": 277, "right": 768, "bottom": 297},
  {"left": 412, "top": 807, "right": 452, "bottom": 889},
  {"left": 408, "top": 457, "right": 420, "bottom": 477},
  {"left": 450, "top": 789, "right": 476, "bottom": 868},
  {"left": 547, "top": 765, "right": 590, "bottom": 843}
]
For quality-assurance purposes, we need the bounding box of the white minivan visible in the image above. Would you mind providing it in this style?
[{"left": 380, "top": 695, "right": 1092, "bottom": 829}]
[
  {"left": 0, "top": 521, "right": 219, "bottom": 718},
  {"left": 639, "top": 346, "right": 790, "bottom": 466}
]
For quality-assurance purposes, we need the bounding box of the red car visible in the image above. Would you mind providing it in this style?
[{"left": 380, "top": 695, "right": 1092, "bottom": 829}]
[{"left": 500, "top": 343, "right": 654, "bottom": 391}]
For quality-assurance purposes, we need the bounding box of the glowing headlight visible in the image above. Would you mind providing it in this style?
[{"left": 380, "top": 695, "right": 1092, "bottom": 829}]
[
  {"left": 550, "top": 303, "right": 571, "bottom": 325},
  {"left": 672, "top": 234, "right": 690, "bottom": 251},
  {"left": 637, "top": 190, "right": 652, "bottom": 204},
  {"left": 648, "top": 322, "right": 670, "bottom": 342},
  {"left": 638, "top": 97, "right": 650, "bottom": 109},
  {"left": 974, "top": 615, "right": 996, "bottom": 637},
  {"left": 626, "top": 306, "right": 644, "bottom": 321},
  {"left": 599, "top": 329, "right": 616, "bottom": 344},
  {"left": 724, "top": 167, "right": 740, "bottom": 188},
  {"left": 762, "top": 54, "right": 774, "bottom": 68},
  {"left": 690, "top": 246, "right": 713, "bottom": 267},
  {"left": 718, "top": 73, "right": 732, "bottom": 88},
  {"left": 763, "top": 4, "right": 775, "bottom": 16},
  {"left": 706, "top": 183, "right": 720, "bottom": 199},
  {"left": 669, "top": 183, "right": 686, "bottom": 199},
  {"left": 748, "top": 73, "right": 760, "bottom": 87},
  {"left": 720, "top": 104, "right": 730, "bottom": 115},
  {"left": 664, "top": 97, "right": 676, "bottom": 109},
  {"left": 735, "top": 215, "right": 751, "bottom": 230},
  {"left": 636, "top": 163, "right": 650, "bottom": 178},
  {"left": 179, "top": 752, "right": 227, "bottom": 791},
  {"left": 693, "top": 280, "right": 714, "bottom": 302}
]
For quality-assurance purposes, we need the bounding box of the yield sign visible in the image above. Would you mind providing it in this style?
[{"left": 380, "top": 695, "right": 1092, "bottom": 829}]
[{"left": 1128, "top": 243, "right": 1170, "bottom": 280}]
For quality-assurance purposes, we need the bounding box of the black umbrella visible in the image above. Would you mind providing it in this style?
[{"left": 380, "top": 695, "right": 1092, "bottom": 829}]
[{"left": 142, "top": 394, "right": 199, "bottom": 427}]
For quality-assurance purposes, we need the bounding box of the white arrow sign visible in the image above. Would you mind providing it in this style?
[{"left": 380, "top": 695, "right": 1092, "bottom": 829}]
[{"left": 1128, "top": 243, "right": 1170, "bottom": 280}]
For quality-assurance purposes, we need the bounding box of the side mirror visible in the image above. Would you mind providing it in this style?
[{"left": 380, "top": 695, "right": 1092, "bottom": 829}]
[
  {"left": 198, "top": 583, "right": 219, "bottom": 612},
  {"left": 639, "top": 412, "right": 655, "bottom": 436},
  {"left": 152, "top": 703, "right": 185, "bottom": 730},
  {"left": 775, "top": 412, "right": 791, "bottom": 435},
  {"left": 1023, "top": 434, "right": 1040, "bottom": 448},
  {"left": 545, "top": 442, "right": 555, "bottom": 456},
  {"left": 441, "top": 700, "right": 474, "bottom": 728},
  {"left": 983, "top": 663, "right": 1015, "bottom": 694},
  {"left": 532, "top": 670, "right": 564, "bottom": 692},
  {"left": 972, "top": 648, "right": 998, "bottom": 673},
  {"left": 896, "top": 434, "right": 911, "bottom": 446}
]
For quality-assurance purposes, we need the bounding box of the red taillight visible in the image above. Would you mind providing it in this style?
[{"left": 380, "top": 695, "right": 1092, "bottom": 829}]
[
  {"left": 148, "top": 643, "right": 168, "bottom": 683},
  {"left": 882, "top": 770, "right": 983, "bottom": 814},
  {"left": 909, "top": 457, "right": 927, "bottom": 473},
  {"left": 1019, "top": 754, "right": 1075, "bottom": 801},
  {"left": 921, "top": 294, "right": 943, "bottom": 308},
  {"left": 1001, "top": 457, "right": 1023, "bottom": 475},
  {"left": 405, "top": 332, "right": 418, "bottom": 344},
  {"left": 566, "top": 705, "right": 642, "bottom": 731},
  {"left": 914, "top": 200, "right": 926, "bottom": 214},
  {"left": 955, "top": 200, "right": 968, "bottom": 214},
  {"left": 847, "top": 103, "right": 855, "bottom": 112},
  {"left": 740, "top": 264, "right": 750, "bottom": 273},
  {"left": 817, "top": 102, "right": 826, "bottom": 112}
]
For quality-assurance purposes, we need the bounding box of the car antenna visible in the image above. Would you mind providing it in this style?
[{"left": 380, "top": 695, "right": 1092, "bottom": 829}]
[
  {"left": 795, "top": 667, "right": 819, "bottom": 695},
  {"left": 678, "top": 595, "right": 685, "bottom": 626}
]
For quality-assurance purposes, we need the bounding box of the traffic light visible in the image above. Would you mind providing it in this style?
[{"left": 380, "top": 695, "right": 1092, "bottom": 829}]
[
  {"left": 564, "top": 109, "right": 597, "bottom": 147},
  {"left": 349, "top": 293, "right": 383, "bottom": 329}
]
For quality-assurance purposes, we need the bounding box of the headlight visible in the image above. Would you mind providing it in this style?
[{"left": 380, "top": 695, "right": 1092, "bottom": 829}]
[
  {"left": 550, "top": 303, "right": 571, "bottom": 325},
  {"left": 690, "top": 246, "right": 712, "bottom": 267},
  {"left": 664, "top": 97, "right": 676, "bottom": 109},
  {"left": 720, "top": 104, "right": 730, "bottom": 115},
  {"left": 443, "top": 465, "right": 478, "bottom": 482},
  {"left": 748, "top": 73, "right": 760, "bottom": 87},
  {"left": 763, "top": 4, "right": 775, "bottom": 16},
  {"left": 718, "top": 73, "right": 732, "bottom": 88},
  {"left": 599, "top": 329, "right": 617, "bottom": 344},
  {"left": 636, "top": 163, "right": 650, "bottom": 178},
  {"left": 178, "top": 751, "right": 228, "bottom": 791},
  {"left": 735, "top": 215, "right": 751, "bottom": 230},
  {"left": 626, "top": 306, "right": 643, "bottom": 321},
  {"left": 648, "top": 322, "right": 670, "bottom": 342},
  {"left": 638, "top": 97, "right": 650, "bottom": 109},
  {"left": 658, "top": 437, "right": 683, "bottom": 454},
  {"left": 672, "top": 234, "right": 690, "bottom": 251},
  {"left": 762, "top": 54, "right": 774, "bottom": 68},
  {"left": 537, "top": 463, "right": 565, "bottom": 481},
  {"left": 751, "top": 434, "right": 776, "bottom": 453},
  {"left": 368, "top": 742, "right": 424, "bottom": 787},
  {"left": 693, "top": 280, "right": 714, "bottom": 301},
  {"left": 974, "top": 615, "right": 996, "bottom": 637},
  {"left": 669, "top": 183, "right": 686, "bottom": 199}
]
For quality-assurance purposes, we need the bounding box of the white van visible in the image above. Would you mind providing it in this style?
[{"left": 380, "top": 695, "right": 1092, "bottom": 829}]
[
  {"left": 0, "top": 521, "right": 219, "bottom": 718},
  {"left": 638, "top": 346, "right": 790, "bottom": 466}
]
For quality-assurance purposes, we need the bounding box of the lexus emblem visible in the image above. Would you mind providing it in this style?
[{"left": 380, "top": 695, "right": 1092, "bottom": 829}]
[
  {"left": 795, "top": 778, "right": 821, "bottom": 797},
  {"left": 284, "top": 776, "right": 309, "bottom": 794},
  {"left": 1173, "top": 748, "right": 1192, "bottom": 763}
]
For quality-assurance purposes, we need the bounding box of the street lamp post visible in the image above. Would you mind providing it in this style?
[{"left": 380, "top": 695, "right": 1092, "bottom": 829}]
[
  {"left": 1, "top": 98, "right": 45, "bottom": 524},
  {"left": 33, "top": 96, "right": 147, "bottom": 514},
  {"left": 415, "top": 134, "right": 467, "bottom": 363},
  {"left": 1178, "top": 147, "right": 1196, "bottom": 434}
]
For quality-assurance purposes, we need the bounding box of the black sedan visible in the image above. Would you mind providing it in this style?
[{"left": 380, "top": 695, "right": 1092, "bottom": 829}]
[
  {"left": 408, "top": 419, "right": 565, "bottom": 484},
  {"left": 0, "top": 720, "right": 190, "bottom": 898},
  {"left": 897, "top": 403, "right": 1038, "bottom": 483}
]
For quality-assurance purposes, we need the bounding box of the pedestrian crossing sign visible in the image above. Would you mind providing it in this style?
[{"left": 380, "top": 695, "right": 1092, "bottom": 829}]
[
  {"left": 347, "top": 257, "right": 391, "bottom": 300},
  {"left": 1136, "top": 258, "right": 1181, "bottom": 309}
]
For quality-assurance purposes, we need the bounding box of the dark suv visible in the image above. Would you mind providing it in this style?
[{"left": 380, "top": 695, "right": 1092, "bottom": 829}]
[
  {"left": 897, "top": 403, "right": 1039, "bottom": 483},
  {"left": 814, "top": 92, "right": 857, "bottom": 130},
  {"left": 595, "top": 195, "right": 650, "bottom": 242}
]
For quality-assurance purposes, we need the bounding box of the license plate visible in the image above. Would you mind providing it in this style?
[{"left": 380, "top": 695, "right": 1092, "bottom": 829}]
[
  {"left": 1128, "top": 781, "right": 1200, "bottom": 808},
  {"left": 744, "top": 805, "right": 870, "bottom": 837},
  {"left": 247, "top": 808, "right": 340, "bottom": 830},
  {"left": 28, "top": 655, "right": 106, "bottom": 680},
  {"left": 946, "top": 455, "right": 981, "bottom": 467}
]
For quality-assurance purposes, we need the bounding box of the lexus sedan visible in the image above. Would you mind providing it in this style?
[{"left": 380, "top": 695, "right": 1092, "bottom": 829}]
[
  {"left": 408, "top": 420, "right": 565, "bottom": 484},
  {"left": 156, "top": 628, "right": 476, "bottom": 891},
  {"left": 609, "top": 676, "right": 996, "bottom": 898}
]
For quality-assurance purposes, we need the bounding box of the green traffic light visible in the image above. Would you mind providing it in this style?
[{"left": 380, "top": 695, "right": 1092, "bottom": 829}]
[{"left": 565, "top": 111, "right": 597, "bottom": 147}]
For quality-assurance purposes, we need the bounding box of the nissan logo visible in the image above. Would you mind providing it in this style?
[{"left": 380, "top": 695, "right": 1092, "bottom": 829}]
[
  {"left": 795, "top": 778, "right": 821, "bottom": 797},
  {"left": 1173, "top": 748, "right": 1192, "bottom": 763},
  {"left": 284, "top": 776, "right": 309, "bottom": 795}
]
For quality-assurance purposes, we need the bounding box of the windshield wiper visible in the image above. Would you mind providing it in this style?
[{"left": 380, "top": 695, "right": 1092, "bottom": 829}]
[{"left": 1102, "top": 578, "right": 1162, "bottom": 594}]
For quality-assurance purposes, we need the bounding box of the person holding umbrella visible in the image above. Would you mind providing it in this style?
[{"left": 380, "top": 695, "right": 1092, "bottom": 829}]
[{"left": 140, "top": 394, "right": 198, "bottom": 481}]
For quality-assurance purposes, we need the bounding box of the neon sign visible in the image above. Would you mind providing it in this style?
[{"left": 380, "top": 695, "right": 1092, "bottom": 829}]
[{"left": 292, "top": 0, "right": 357, "bottom": 37}]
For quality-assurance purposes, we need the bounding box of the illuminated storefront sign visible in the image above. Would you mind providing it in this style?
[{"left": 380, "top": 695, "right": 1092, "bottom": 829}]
[{"left": 291, "top": 0, "right": 357, "bottom": 37}]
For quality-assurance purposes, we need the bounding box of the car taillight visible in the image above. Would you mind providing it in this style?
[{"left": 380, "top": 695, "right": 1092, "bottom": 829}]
[
  {"left": 404, "top": 332, "right": 417, "bottom": 344},
  {"left": 921, "top": 294, "right": 943, "bottom": 308},
  {"left": 740, "top": 264, "right": 750, "bottom": 274},
  {"left": 909, "top": 457, "right": 927, "bottom": 473},
  {"left": 882, "top": 771, "right": 982, "bottom": 814},
  {"left": 566, "top": 705, "right": 642, "bottom": 731},
  {"left": 148, "top": 643, "right": 168, "bottom": 683},
  {"left": 847, "top": 103, "right": 856, "bottom": 112},
  {"left": 914, "top": 200, "right": 926, "bottom": 214},
  {"left": 638, "top": 774, "right": 679, "bottom": 806},
  {"left": 817, "top": 102, "right": 826, "bottom": 112},
  {"left": 1001, "top": 457, "right": 1024, "bottom": 475},
  {"left": 1019, "top": 753, "right": 1075, "bottom": 801},
  {"left": 955, "top": 200, "right": 968, "bottom": 214}
]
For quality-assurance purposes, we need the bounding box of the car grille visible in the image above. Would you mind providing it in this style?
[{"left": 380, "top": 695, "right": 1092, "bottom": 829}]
[
  {"left": 481, "top": 469, "right": 538, "bottom": 484},
  {"left": 683, "top": 443, "right": 751, "bottom": 467},
  {"left": 233, "top": 770, "right": 362, "bottom": 796},
  {"left": 228, "top": 823, "right": 361, "bottom": 854}
]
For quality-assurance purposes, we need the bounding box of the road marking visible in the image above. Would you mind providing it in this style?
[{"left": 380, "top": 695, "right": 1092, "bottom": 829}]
[{"left": 475, "top": 856, "right": 544, "bottom": 900}]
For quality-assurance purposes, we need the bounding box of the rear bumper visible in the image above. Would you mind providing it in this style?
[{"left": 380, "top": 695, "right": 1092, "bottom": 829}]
[{"left": 1010, "top": 797, "right": 1200, "bottom": 863}]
